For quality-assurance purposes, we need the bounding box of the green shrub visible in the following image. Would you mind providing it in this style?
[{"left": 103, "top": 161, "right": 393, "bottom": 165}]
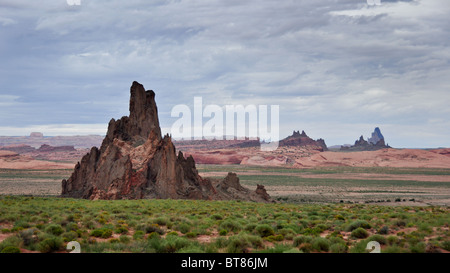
[
  {"left": 143, "top": 224, "right": 164, "bottom": 235},
  {"left": 38, "top": 237, "right": 63, "bottom": 253},
  {"left": 185, "top": 232, "right": 197, "bottom": 238},
  {"left": 387, "top": 235, "right": 400, "bottom": 246},
  {"left": 312, "top": 237, "right": 330, "bottom": 252},
  {"left": 298, "top": 243, "right": 313, "bottom": 253},
  {"left": 90, "top": 229, "right": 105, "bottom": 238},
  {"left": 227, "top": 236, "right": 251, "bottom": 253},
  {"left": 1, "top": 246, "right": 21, "bottom": 253},
  {"left": 119, "top": 235, "right": 131, "bottom": 244},
  {"left": 255, "top": 224, "right": 275, "bottom": 237},
  {"left": 346, "top": 220, "right": 371, "bottom": 232},
  {"left": 394, "top": 220, "right": 407, "bottom": 227},
  {"left": 441, "top": 241, "right": 450, "bottom": 251},
  {"left": 115, "top": 226, "right": 128, "bottom": 235},
  {"left": 133, "top": 230, "right": 145, "bottom": 240},
  {"left": 367, "top": 234, "right": 387, "bottom": 245},
  {"left": 378, "top": 226, "right": 389, "bottom": 235},
  {"left": 410, "top": 242, "right": 426, "bottom": 253},
  {"left": 153, "top": 217, "right": 170, "bottom": 226},
  {"left": 62, "top": 231, "right": 78, "bottom": 242},
  {"left": 293, "top": 235, "right": 313, "bottom": 247},
  {"left": 0, "top": 236, "right": 22, "bottom": 252},
  {"left": 219, "top": 229, "right": 228, "bottom": 236},
  {"left": 266, "top": 234, "right": 284, "bottom": 242},
  {"left": 282, "top": 248, "right": 302, "bottom": 253},
  {"left": 384, "top": 245, "right": 405, "bottom": 253},
  {"left": 84, "top": 221, "right": 96, "bottom": 229},
  {"left": 158, "top": 236, "right": 192, "bottom": 253},
  {"left": 351, "top": 228, "right": 369, "bottom": 239},
  {"left": 211, "top": 214, "right": 223, "bottom": 220},
  {"left": 147, "top": 232, "right": 161, "bottom": 240},
  {"left": 330, "top": 243, "right": 348, "bottom": 253},
  {"left": 19, "top": 228, "right": 38, "bottom": 247},
  {"left": 219, "top": 220, "right": 242, "bottom": 233},
  {"left": 244, "top": 223, "right": 257, "bottom": 232},
  {"left": 45, "top": 224, "right": 64, "bottom": 236},
  {"left": 177, "top": 222, "right": 191, "bottom": 234},
  {"left": 349, "top": 240, "right": 369, "bottom": 253},
  {"left": 101, "top": 229, "right": 113, "bottom": 239},
  {"left": 13, "top": 220, "right": 30, "bottom": 230},
  {"left": 177, "top": 245, "right": 206, "bottom": 253},
  {"left": 66, "top": 222, "right": 78, "bottom": 232}
]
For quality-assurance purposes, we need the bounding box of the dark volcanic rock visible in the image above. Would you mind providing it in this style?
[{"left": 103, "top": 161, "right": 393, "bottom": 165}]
[
  {"left": 341, "top": 128, "right": 391, "bottom": 151},
  {"left": 368, "top": 127, "right": 384, "bottom": 145},
  {"left": 279, "top": 130, "right": 328, "bottom": 151},
  {"left": 62, "top": 81, "right": 272, "bottom": 202}
]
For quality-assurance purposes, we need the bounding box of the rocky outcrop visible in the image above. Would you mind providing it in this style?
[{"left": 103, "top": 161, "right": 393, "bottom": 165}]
[
  {"left": 62, "top": 81, "right": 272, "bottom": 202},
  {"left": 279, "top": 130, "right": 328, "bottom": 151},
  {"left": 0, "top": 144, "right": 36, "bottom": 154},
  {"left": 341, "top": 128, "right": 391, "bottom": 151},
  {"left": 38, "top": 144, "right": 76, "bottom": 153},
  {"left": 213, "top": 173, "right": 273, "bottom": 202},
  {"left": 368, "top": 127, "right": 384, "bottom": 145}
]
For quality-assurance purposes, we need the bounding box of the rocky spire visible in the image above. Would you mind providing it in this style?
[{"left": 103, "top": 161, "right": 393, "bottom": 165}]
[{"left": 62, "top": 81, "right": 272, "bottom": 202}]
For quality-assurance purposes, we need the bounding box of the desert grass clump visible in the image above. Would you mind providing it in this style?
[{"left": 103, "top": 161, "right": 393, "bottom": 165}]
[
  {"left": 45, "top": 224, "right": 64, "bottom": 236},
  {"left": 62, "top": 231, "right": 78, "bottom": 242},
  {"left": 377, "top": 226, "right": 389, "bottom": 235},
  {"left": 0, "top": 235, "right": 23, "bottom": 253},
  {"left": 311, "top": 237, "right": 330, "bottom": 252},
  {"left": 37, "top": 236, "right": 63, "bottom": 253},
  {"left": 219, "top": 219, "right": 242, "bottom": 234},
  {"left": 1, "top": 246, "right": 21, "bottom": 253},
  {"left": 351, "top": 227, "right": 369, "bottom": 239},
  {"left": 330, "top": 243, "right": 348, "bottom": 253},
  {"left": 346, "top": 220, "right": 371, "bottom": 232},
  {"left": 367, "top": 234, "right": 387, "bottom": 245},
  {"left": 255, "top": 224, "right": 275, "bottom": 237},
  {"left": 441, "top": 241, "right": 450, "bottom": 251},
  {"left": 293, "top": 235, "right": 313, "bottom": 247}
]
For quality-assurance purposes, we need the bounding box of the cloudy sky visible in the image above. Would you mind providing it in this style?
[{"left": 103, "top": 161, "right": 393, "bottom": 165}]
[{"left": 1, "top": 0, "right": 449, "bottom": 148}]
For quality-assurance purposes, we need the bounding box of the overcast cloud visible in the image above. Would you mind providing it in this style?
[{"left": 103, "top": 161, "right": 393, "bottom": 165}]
[{"left": 0, "top": 0, "right": 449, "bottom": 148}]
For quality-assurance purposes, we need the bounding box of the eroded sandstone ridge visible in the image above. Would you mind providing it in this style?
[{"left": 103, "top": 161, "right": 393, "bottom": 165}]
[{"left": 62, "top": 81, "right": 272, "bottom": 202}]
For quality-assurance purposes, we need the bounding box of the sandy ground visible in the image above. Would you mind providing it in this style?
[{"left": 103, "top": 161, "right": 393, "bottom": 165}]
[{"left": 0, "top": 150, "right": 74, "bottom": 170}]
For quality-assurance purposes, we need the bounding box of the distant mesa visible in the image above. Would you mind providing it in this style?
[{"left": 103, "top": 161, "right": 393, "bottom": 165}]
[
  {"left": 62, "top": 81, "right": 272, "bottom": 202},
  {"left": 29, "top": 132, "right": 44, "bottom": 138},
  {"left": 341, "top": 127, "right": 391, "bottom": 151},
  {"left": 279, "top": 130, "right": 328, "bottom": 152}
]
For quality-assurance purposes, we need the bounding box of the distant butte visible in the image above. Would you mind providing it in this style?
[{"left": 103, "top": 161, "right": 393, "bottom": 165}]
[
  {"left": 61, "top": 81, "right": 272, "bottom": 202},
  {"left": 279, "top": 130, "right": 328, "bottom": 152}
]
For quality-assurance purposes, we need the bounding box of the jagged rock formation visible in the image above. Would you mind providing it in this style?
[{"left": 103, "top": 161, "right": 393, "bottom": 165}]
[
  {"left": 61, "top": 81, "right": 272, "bottom": 202},
  {"left": 279, "top": 130, "right": 328, "bottom": 151},
  {"left": 341, "top": 128, "right": 391, "bottom": 151},
  {"left": 368, "top": 127, "right": 384, "bottom": 145}
]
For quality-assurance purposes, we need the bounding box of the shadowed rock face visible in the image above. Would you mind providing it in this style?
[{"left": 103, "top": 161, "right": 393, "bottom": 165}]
[{"left": 62, "top": 81, "right": 272, "bottom": 202}]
